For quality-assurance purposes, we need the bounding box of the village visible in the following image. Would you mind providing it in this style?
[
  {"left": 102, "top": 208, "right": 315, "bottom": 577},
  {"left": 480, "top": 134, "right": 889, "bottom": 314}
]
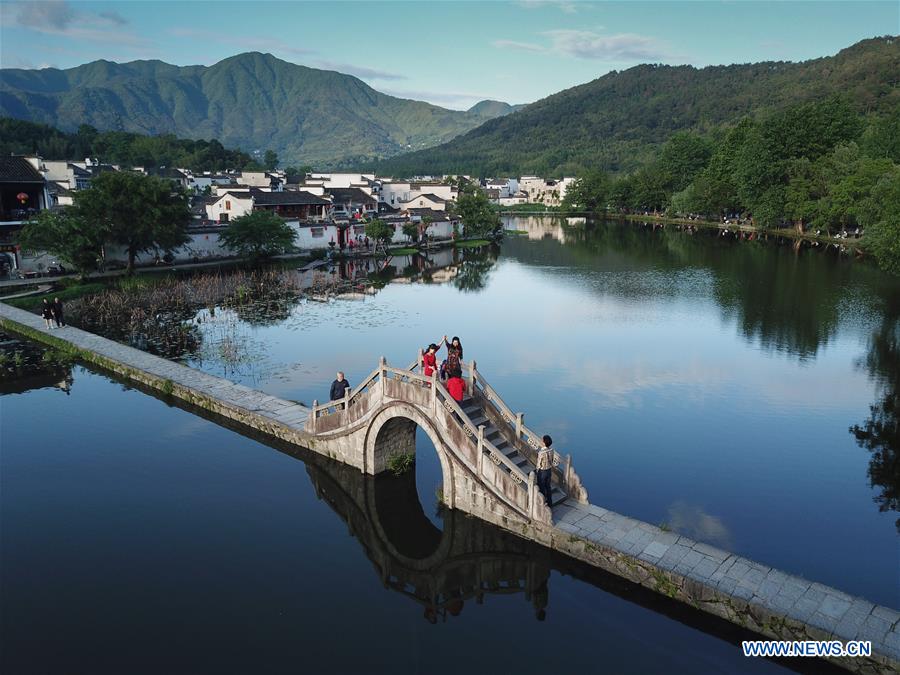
[{"left": 0, "top": 154, "right": 576, "bottom": 277}]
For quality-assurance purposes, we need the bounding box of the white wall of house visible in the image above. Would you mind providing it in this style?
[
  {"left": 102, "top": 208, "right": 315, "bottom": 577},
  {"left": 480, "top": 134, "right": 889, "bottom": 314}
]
[
  {"left": 206, "top": 194, "right": 253, "bottom": 221},
  {"left": 380, "top": 182, "right": 411, "bottom": 206},
  {"left": 310, "top": 173, "right": 375, "bottom": 188},
  {"left": 410, "top": 183, "right": 455, "bottom": 201},
  {"left": 402, "top": 195, "right": 446, "bottom": 211}
]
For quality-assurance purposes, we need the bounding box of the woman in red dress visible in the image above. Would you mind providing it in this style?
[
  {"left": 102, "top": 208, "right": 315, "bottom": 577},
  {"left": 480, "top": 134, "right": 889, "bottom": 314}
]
[{"left": 422, "top": 343, "right": 440, "bottom": 377}]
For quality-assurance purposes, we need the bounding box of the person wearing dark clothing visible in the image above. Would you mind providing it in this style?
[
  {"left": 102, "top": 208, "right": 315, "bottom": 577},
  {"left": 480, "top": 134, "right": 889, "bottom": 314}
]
[
  {"left": 40, "top": 299, "right": 54, "bottom": 329},
  {"left": 442, "top": 335, "right": 463, "bottom": 378},
  {"left": 330, "top": 371, "right": 351, "bottom": 401},
  {"left": 52, "top": 296, "right": 65, "bottom": 327},
  {"left": 536, "top": 434, "right": 554, "bottom": 508}
]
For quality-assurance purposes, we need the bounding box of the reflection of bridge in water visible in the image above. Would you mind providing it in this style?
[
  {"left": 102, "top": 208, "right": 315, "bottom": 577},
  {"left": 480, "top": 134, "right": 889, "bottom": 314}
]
[{"left": 1, "top": 298, "right": 897, "bottom": 673}]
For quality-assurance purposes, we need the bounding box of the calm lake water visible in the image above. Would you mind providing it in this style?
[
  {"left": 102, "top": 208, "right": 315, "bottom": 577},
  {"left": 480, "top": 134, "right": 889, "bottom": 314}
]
[{"left": 2, "top": 216, "right": 898, "bottom": 673}]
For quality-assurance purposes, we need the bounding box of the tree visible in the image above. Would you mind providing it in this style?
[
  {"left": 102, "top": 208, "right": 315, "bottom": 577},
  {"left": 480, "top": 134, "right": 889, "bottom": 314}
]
[
  {"left": 75, "top": 172, "right": 190, "bottom": 274},
  {"left": 18, "top": 207, "right": 106, "bottom": 277},
  {"left": 263, "top": 150, "right": 279, "bottom": 171},
  {"left": 365, "top": 219, "right": 394, "bottom": 248},
  {"left": 402, "top": 221, "right": 419, "bottom": 243},
  {"left": 455, "top": 185, "right": 500, "bottom": 238},
  {"left": 219, "top": 210, "right": 296, "bottom": 260},
  {"left": 562, "top": 169, "right": 609, "bottom": 212},
  {"left": 862, "top": 171, "right": 900, "bottom": 275}
]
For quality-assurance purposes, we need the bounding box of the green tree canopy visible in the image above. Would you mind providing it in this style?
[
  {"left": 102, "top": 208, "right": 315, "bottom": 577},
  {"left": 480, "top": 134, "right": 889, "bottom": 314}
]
[
  {"left": 75, "top": 172, "right": 191, "bottom": 273},
  {"left": 365, "top": 219, "right": 394, "bottom": 246},
  {"left": 455, "top": 185, "right": 500, "bottom": 238},
  {"left": 219, "top": 211, "right": 296, "bottom": 260},
  {"left": 18, "top": 208, "right": 106, "bottom": 276}
]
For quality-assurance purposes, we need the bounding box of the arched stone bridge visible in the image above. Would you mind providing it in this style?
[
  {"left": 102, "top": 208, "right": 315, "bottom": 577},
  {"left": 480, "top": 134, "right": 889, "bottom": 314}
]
[{"left": 305, "top": 357, "right": 589, "bottom": 529}]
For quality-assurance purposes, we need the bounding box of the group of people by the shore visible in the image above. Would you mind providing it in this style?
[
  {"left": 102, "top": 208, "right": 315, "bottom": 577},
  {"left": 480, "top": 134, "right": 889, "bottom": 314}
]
[{"left": 40, "top": 297, "right": 65, "bottom": 329}]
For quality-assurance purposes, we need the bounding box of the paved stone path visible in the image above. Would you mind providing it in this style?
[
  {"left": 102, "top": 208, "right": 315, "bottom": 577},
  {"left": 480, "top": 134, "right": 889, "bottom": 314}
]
[
  {"left": 553, "top": 501, "right": 900, "bottom": 665},
  {"left": 0, "top": 302, "right": 309, "bottom": 432},
  {"left": 2, "top": 299, "right": 898, "bottom": 670}
]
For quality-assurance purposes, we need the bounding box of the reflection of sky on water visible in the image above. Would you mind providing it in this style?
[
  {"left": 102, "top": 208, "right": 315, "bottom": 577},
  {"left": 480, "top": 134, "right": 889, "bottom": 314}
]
[{"left": 114, "top": 220, "right": 900, "bottom": 605}]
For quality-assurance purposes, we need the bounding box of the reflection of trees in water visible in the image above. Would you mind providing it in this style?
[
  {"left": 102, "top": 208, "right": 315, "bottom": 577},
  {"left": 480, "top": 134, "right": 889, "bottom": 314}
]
[
  {"left": 504, "top": 218, "right": 895, "bottom": 360},
  {"left": 851, "top": 317, "right": 900, "bottom": 532},
  {"left": 452, "top": 244, "right": 500, "bottom": 293}
]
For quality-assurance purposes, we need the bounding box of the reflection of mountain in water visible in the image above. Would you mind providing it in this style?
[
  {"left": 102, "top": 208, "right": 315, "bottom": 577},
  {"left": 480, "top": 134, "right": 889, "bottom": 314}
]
[{"left": 502, "top": 217, "right": 900, "bottom": 360}]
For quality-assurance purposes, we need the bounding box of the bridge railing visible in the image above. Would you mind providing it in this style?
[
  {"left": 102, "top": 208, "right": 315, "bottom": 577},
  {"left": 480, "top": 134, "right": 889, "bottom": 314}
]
[
  {"left": 308, "top": 364, "right": 384, "bottom": 433},
  {"left": 469, "top": 361, "right": 589, "bottom": 504}
]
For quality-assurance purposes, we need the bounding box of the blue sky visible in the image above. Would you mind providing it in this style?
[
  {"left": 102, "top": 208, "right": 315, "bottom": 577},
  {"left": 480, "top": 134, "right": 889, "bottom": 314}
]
[{"left": 1, "top": 1, "right": 897, "bottom": 109}]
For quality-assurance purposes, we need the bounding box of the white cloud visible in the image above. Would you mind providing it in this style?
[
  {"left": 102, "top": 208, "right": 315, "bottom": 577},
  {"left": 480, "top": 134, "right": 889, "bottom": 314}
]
[
  {"left": 8, "top": 0, "right": 148, "bottom": 47},
  {"left": 491, "top": 39, "right": 546, "bottom": 53},
  {"left": 493, "top": 29, "right": 669, "bottom": 62},
  {"left": 313, "top": 60, "right": 406, "bottom": 81},
  {"left": 544, "top": 29, "right": 668, "bottom": 60},
  {"left": 517, "top": 0, "right": 579, "bottom": 14}
]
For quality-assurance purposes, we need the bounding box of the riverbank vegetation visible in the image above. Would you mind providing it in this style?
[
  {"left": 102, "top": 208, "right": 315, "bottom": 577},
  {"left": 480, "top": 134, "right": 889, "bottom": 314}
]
[{"left": 562, "top": 101, "right": 900, "bottom": 272}]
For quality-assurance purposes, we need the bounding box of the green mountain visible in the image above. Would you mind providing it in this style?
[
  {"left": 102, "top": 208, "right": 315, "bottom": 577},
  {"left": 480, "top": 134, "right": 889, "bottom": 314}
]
[
  {"left": 0, "top": 52, "right": 514, "bottom": 168},
  {"left": 467, "top": 100, "right": 525, "bottom": 118},
  {"left": 378, "top": 37, "right": 900, "bottom": 177}
]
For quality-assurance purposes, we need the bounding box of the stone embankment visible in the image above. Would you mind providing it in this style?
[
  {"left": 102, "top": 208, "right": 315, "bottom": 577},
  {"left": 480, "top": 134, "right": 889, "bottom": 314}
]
[{"left": 1, "top": 300, "right": 896, "bottom": 673}]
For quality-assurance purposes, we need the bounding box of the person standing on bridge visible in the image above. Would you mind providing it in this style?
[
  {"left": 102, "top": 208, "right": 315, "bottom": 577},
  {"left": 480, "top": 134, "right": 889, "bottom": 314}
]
[
  {"left": 537, "top": 435, "right": 554, "bottom": 508},
  {"left": 330, "top": 371, "right": 351, "bottom": 402},
  {"left": 442, "top": 335, "right": 463, "bottom": 379},
  {"left": 447, "top": 367, "right": 466, "bottom": 403},
  {"left": 422, "top": 343, "right": 440, "bottom": 378}
]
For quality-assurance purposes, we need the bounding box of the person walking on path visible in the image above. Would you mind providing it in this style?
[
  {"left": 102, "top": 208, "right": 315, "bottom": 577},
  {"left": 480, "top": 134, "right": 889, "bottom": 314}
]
[
  {"left": 330, "top": 371, "right": 351, "bottom": 402},
  {"left": 447, "top": 367, "right": 466, "bottom": 403},
  {"left": 41, "top": 299, "right": 54, "bottom": 329},
  {"left": 443, "top": 335, "right": 463, "bottom": 379},
  {"left": 52, "top": 296, "right": 65, "bottom": 328},
  {"left": 536, "top": 435, "right": 555, "bottom": 508}
]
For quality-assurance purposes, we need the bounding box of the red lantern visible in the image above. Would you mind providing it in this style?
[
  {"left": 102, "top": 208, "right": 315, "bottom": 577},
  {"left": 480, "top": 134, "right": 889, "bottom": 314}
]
[{"left": 16, "top": 192, "right": 29, "bottom": 204}]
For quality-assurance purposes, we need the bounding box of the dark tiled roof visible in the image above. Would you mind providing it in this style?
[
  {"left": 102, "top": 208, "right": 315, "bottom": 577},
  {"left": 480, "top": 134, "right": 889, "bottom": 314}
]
[
  {"left": 0, "top": 157, "right": 44, "bottom": 183},
  {"left": 250, "top": 188, "right": 330, "bottom": 206},
  {"left": 68, "top": 163, "right": 91, "bottom": 177},
  {"left": 326, "top": 187, "right": 377, "bottom": 205},
  {"left": 403, "top": 193, "right": 446, "bottom": 203}
]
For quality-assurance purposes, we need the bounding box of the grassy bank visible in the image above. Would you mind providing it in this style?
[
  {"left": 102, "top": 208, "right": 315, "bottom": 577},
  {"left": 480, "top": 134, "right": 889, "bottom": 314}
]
[
  {"left": 6, "top": 282, "right": 108, "bottom": 310},
  {"left": 454, "top": 239, "right": 491, "bottom": 248}
]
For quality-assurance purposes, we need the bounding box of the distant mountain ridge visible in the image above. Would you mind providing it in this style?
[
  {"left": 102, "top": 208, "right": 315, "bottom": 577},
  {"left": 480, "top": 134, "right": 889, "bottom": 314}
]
[
  {"left": 378, "top": 37, "right": 900, "bottom": 177},
  {"left": 0, "top": 52, "right": 518, "bottom": 168},
  {"left": 467, "top": 100, "right": 525, "bottom": 118}
]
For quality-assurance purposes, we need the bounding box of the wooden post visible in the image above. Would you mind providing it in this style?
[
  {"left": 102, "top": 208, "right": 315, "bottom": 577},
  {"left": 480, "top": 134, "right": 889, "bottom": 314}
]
[
  {"left": 469, "top": 359, "right": 476, "bottom": 396},
  {"left": 515, "top": 412, "right": 523, "bottom": 440},
  {"left": 379, "top": 355, "right": 386, "bottom": 396},
  {"left": 311, "top": 399, "right": 318, "bottom": 433},
  {"left": 418, "top": 348, "right": 424, "bottom": 373}
]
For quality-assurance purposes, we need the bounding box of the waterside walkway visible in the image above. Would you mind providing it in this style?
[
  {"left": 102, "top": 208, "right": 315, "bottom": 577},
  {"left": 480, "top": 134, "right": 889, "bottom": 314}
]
[{"left": 0, "top": 300, "right": 897, "bottom": 673}]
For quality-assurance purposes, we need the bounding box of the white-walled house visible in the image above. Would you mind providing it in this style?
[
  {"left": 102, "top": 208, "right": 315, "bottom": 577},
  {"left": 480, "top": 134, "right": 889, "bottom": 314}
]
[
  {"left": 380, "top": 181, "right": 411, "bottom": 207},
  {"left": 309, "top": 173, "right": 376, "bottom": 189},
  {"left": 518, "top": 176, "right": 575, "bottom": 206},
  {"left": 206, "top": 188, "right": 331, "bottom": 223},
  {"left": 400, "top": 193, "right": 446, "bottom": 212}
]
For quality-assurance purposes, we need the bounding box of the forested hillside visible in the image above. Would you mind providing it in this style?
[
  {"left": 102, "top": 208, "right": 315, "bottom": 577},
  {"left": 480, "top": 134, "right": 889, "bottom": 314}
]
[
  {"left": 377, "top": 37, "right": 899, "bottom": 178},
  {"left": 0, "top": 117, "right": 255, "bottom": 171},
  {"left": 0, "top": 53, "right": 514, "bottom": 167}
]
